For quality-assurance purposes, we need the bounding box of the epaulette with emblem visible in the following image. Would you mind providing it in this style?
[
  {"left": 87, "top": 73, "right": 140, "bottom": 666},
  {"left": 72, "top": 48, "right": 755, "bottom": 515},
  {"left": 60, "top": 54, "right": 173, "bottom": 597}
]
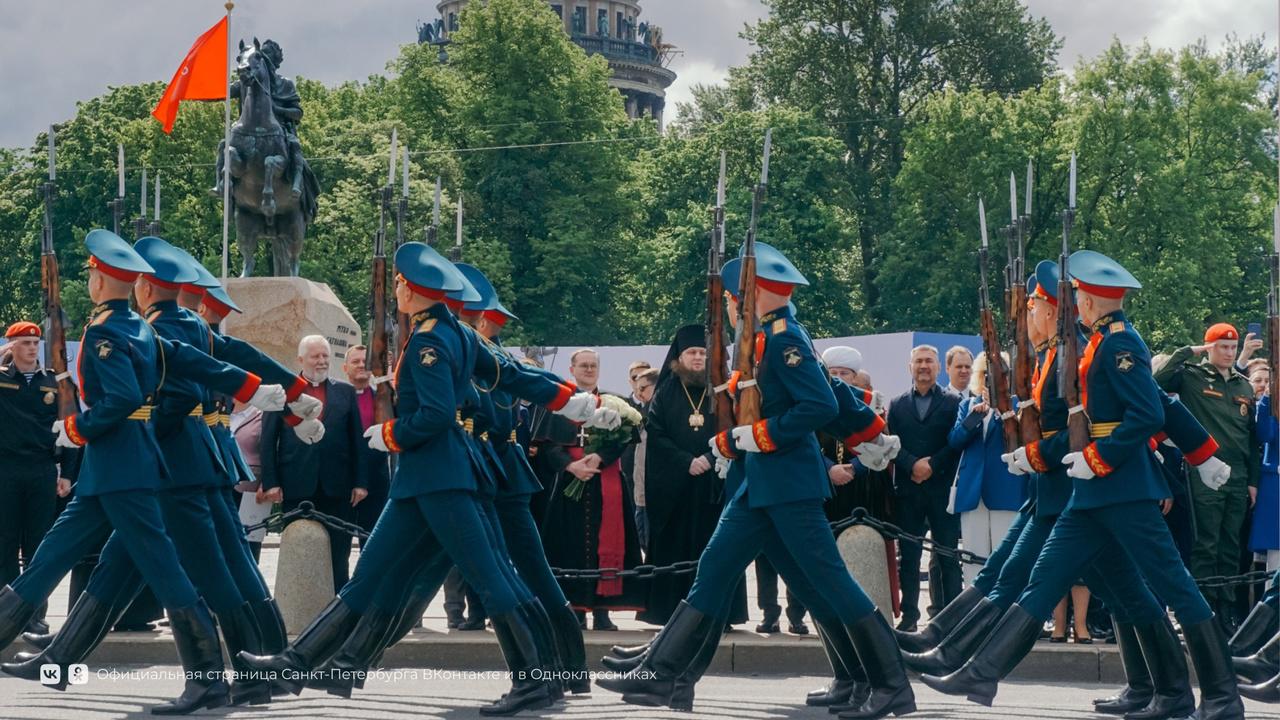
[
  {"left": 1108, "top": 322, "right": 1126, "bottom": 334},
  {"left": 89, "top": 309, "right": 114, "bottom": 326},
  {"left": 417, "top": 318, "right": 438, "bottom": 334},
  {"left": 771, "top": 318, "right": 787, "bottom": 335}
]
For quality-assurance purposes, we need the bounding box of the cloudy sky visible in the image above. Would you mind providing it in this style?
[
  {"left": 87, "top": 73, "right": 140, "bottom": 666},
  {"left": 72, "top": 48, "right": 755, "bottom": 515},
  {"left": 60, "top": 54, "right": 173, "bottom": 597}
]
[{"left": 0, "top": 0, "right": 1274, "bottom": 148}]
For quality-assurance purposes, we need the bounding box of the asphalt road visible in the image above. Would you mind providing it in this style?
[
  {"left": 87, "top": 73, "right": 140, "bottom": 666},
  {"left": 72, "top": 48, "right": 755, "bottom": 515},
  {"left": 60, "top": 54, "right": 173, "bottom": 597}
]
[{"left": 0, "top": 669, "right": 1277, "bottom": 720}]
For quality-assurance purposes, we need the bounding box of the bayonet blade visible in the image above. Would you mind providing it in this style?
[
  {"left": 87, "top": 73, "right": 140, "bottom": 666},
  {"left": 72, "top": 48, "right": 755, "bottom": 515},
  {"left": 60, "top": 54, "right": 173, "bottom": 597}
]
[
  {"left": 1009, "top": 172, "right": 1017, "bottom": 223},
  {"left": 979, "top": 198, "right": 988, "bottom": 248},
  {"left": 1025, "top": 160, "right": 1033, "bottom": 217},
  {"left": 760, "top": 129, "right": 772, "bottom": 186},
  {"left": 1069, "top": 153, "right": 1077, "bottom": 210},
  {"left": 153, "top": 173, "right": 160, "bottom": 221},
  {"left": 117, "top": 144, "right": 125, "bottom": 198},
  {"left": 455, "top": 192, "right": 463, "bottom": 248},
  {"left": 388, "top": 128, "right": 398, "bottom": 187},
  {"left": 432, "top": 177, "right": 442, "bottom": 227},
  {"left": 716, "top": 150, "right": 726, "bottom": 207},
  {"left": 140, "top": 167, "right": 147, "bottom": 217},
  {"left": 402, "top": 147, "right": 410, "bottom": 198},
  {"left": 47, "top": 126, "right": 55, "bottom": 181}
]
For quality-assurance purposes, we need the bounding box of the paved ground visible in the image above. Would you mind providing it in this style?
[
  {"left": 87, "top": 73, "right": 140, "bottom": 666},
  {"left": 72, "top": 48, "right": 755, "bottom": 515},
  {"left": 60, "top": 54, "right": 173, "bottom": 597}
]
[{"left": 0, "top": 670, "right": 1276, "bottom": 720}]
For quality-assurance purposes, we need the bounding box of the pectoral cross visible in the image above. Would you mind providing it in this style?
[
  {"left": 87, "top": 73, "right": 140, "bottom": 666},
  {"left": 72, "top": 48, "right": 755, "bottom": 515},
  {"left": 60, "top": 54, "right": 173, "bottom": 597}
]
[{"left": 577, "top": 424, "right": 590, "bottom": 448}]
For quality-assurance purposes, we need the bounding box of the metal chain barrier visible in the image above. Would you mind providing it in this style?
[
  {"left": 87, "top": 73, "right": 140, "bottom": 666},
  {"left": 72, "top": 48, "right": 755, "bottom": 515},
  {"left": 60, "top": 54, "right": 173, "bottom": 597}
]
[{"left": 242, "top": 502, "right": 1270, "bottom": 590}]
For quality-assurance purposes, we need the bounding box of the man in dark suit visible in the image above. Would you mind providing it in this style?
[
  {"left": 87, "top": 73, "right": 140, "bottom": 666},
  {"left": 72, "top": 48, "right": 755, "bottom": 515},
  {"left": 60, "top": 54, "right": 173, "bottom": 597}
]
[
  {"left": 887, "top": 344, "right": 963, "bottom": 631},
  {"left": 260, "top": 336, "right": 369, "bottom": 592}
]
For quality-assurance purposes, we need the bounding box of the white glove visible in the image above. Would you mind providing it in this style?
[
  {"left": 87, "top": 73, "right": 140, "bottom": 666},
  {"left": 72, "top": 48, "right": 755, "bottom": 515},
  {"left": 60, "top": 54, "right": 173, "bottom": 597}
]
[
  {"left": 1000, "top": 447, "right": 1032, "bottom": 476},
  {"left": 730, "top": 425, "right": 762, "bottom": 453},
  {"left": 709, "top": 435, "right": 728, "bottom": 460},
  {"left": 1196, "top": 456, "right": 1230, "bottom": 491},
  {"left": 554, "top": 392, "right": 598, "bottom": 423},
  {"left": 1062, "top": 451, "right": 1096, "bottom": 480},
  {"left": 586, "top": 406, "right": 621, "bottom": 431},
  {"left": 853, "top": 434, "right": 901, "bottom": 472},
  {"left": 51, "top": 420, "right": 77, "bottom": 449},
  {"left": 292, "top": 418, "right": 326, "bottom": 445},
  {"left": 248, "top": 384, "right": 287, "bottom": 412},
  {"left": 364, "top": 423, "right": 391, "bottom": 453},
  {"left": 714, "top": 457, "right": 731, "bottom": 479},
  {"left": 287, "top": 393, "right": 323, "bottom": 422}
]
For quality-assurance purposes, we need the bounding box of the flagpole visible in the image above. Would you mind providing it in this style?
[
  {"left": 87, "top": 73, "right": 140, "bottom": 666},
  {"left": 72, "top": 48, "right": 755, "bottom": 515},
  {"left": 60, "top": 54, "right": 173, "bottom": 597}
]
[{"left": 221, "top": 1, "right": 234, "bottom": 280}]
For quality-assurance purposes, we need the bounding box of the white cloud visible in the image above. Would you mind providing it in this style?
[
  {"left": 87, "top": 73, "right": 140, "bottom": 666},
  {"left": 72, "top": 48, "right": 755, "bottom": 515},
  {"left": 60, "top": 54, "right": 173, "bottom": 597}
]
[{"left": 664, "top": 59, "right": 730, "bottom": 120}]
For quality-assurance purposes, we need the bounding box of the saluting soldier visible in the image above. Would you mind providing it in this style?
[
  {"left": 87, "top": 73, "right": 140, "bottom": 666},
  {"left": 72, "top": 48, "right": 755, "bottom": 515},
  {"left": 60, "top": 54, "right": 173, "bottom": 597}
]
[
  {"left": 238, "top": 242, "right": 611, "bottom": 716},
  {"left": 922, "top": 250, "right": 1245, "bottom": 720},
  {"left": 596, "top": 243, "right": 913, "bottom": 720},
  {"left": 0, "top": 229, "right": 289, "bottom": 714},
  {"left": 0, "top": 321, "right": 76, "bottom": 636}
]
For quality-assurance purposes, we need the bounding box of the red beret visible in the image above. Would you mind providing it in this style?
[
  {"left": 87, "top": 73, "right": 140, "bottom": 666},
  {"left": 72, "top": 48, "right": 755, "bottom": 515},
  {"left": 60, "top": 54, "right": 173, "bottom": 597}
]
[
  {"left": 5, "top": 321, "right": 40, "bottom": 339},
  {"left": 1204, "top": 323, "right": 1238, "bottom": 344}
]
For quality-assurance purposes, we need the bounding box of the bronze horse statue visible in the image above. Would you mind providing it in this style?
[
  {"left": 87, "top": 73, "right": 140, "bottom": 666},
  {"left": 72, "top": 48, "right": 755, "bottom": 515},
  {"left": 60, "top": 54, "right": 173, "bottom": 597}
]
[{"left": 225, "top": 39, "right": 318, "bottom": 277}]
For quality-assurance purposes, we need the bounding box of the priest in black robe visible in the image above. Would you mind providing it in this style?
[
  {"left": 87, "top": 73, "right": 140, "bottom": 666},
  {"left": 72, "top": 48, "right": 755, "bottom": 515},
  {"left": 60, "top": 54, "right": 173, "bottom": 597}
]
[
  {"left": 532, "top": 349, "right": 645, "bottom": 630},
  {"left": 636, "top": 325, "right": 748, "bottom": 626}
]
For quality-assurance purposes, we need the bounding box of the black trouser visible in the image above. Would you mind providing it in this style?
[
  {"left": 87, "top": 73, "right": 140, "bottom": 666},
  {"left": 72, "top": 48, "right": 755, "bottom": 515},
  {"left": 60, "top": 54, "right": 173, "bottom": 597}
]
[
  {"left": 283, "top": 493, "right": 354, "bottom": 592},
  {"left": 755, "top": 554, "right": 806, "bottom": 624},
  {"left": 894, "top": 485, "right": 961, "bottom": 624},
  {"left": 0, "top": 461, "right": 58, "bottom": 589}
]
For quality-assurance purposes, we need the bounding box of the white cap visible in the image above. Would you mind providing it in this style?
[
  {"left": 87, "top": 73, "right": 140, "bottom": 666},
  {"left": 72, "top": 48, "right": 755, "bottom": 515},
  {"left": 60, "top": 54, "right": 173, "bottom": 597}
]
[{"left": 821, "top": 346, "right": 862, "bottom": 372}]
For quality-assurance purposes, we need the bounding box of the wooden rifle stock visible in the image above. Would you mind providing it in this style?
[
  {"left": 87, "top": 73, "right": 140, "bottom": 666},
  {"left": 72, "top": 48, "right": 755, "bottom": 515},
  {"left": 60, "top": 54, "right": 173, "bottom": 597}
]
[
  {"left": 370, "top": 184, "right": 395, "bottom": 423},
  {"left": 734, "top": 255, "right": 761, "bottom": 424},
  {"left": 1011, "top": 281, "right": 1040, "bottom": 440},
  {"left": 1058, "top": 272, "right": 1089, "bottom": 451},
  {"left": 979, "top": 305, "right": 1019, "bottom": 452}
]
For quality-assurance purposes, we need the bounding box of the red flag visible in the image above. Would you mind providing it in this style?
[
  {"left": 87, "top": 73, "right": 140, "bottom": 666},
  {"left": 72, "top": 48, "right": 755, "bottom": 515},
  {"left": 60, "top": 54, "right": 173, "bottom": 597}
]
[{"left": 151, "top": 16, "right": 228, "bottom": 134}]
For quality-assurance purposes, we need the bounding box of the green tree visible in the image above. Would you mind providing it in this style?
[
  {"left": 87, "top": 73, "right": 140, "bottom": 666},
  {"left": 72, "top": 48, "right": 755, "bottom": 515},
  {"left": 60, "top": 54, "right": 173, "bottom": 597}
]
[{"left": 734, "top": 0, "right": 1060, "bottom": 325}]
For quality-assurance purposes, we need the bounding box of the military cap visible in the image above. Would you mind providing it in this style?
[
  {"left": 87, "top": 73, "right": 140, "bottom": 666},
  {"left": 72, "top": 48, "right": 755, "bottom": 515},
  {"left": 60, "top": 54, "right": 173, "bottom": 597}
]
[
  {"left": 185, "top": 255, "right": 221, "bottom": 292},
  {"left": 1031, "top": 260, "right": 1063, "bottom": 306},
  {"left": 457, "top": 263, "right": 518, "bottom": 325},
  {"left": 394, "top": 242, "right": 463, "bottom": 299},
  {"left": 5, "top": 321, "right": 40, "bottom": 339},
  {"left": 721, "top": 257, "right": 743, "bottom": 299},
  {"left": 134, "top": 236, "right": 200, "bottom": 289},
  {"left": 739, "top": 241, "right": 809, "bottom": 294},
  {"left": 203, "top": 284, "right": 242, "bottom": 315},
  {"left": 1068, "top": 250, "right": 1141, "bottom": 298},
  {"left": 85, "top": 229, "right": 155, "bottom": 282},
  {"left": 443, "top": 262, "right": 484, "bottom": 311}
]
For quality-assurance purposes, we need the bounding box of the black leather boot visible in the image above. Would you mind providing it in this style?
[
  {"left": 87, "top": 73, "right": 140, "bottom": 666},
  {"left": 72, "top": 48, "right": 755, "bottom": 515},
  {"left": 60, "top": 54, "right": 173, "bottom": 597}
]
[
  {"left": 151, "top": 601, "right": 231, "bottom": 715},
  {"left": 1229, "top": 602, "right": 1277, "bottom": 657},
  {"left": 1233, "top": 632, "right": 1280, "bottom": 684},
  {"left": 480, "top": 611, "right": 557, "bottom": 716},
  {"left": 310, "top": 606, "right": 398, "bottom": 698},
  {"left": 595, "top": 601, "right": 718, "bottom": 707},
  {"left": 0, "top": 585, "right": 38, "bottom": 650},
  {"left": 1092, "top": 620, "right": 1153, "bottom": 714},
  {"left": 219, "top": 602, "right": 271, "bottom": 706},
  {"left": 521, "top": 600, "right": 564, "bottom": 700},
  {"left": 2, "top": 592, "right": 115, "bottom": 689},
  {"left": 809, "top": 619, "right": 869, "bottom": 710},
  {"left": 21, "top": 630, "right": 53, "bottom": 650},
  {"left": 1238, "top": 669, "right": 1280, "bottom": 703},
  {"left": 247, "top": 596, "right": 288, "bottom": 654},
  {"left": 838, "top": 610, "right": 916, "bottom": 719},
  {"left": 895, "top": 585, "right": 984, "bottom": 654},
  {"left": 237, "top": 596, "right": 359, "bottom": 695},
  {"left": 902, "top": 598, "right": 1002, "bottom": 675},
  {"left": 550, "top": 601, "right": 589, "bottom": 694},
  {"left": 920, "top": 603, "right": 1041, "bottom": 707},
  {"left": 609, "top": 641, "right": 651, "bottom": 659},
  {"left": 1182, "top": 615, "right": 1245, "bottom": 720},
  {"left": 1126, "top": 615, "right": 1194, "bottom": 720},
  {"left": 657, "top": 618, "right": 725, "bottom": 711}
]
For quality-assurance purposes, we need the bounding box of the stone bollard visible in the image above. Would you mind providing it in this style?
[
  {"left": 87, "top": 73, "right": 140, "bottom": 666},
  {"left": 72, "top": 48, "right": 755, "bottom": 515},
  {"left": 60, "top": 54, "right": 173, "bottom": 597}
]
[
  {"left": 274, "top": 518, "right": 335, "bottom": 635},
  {"left": 837, "top": 525, "right": 894, "bottom": 623}
]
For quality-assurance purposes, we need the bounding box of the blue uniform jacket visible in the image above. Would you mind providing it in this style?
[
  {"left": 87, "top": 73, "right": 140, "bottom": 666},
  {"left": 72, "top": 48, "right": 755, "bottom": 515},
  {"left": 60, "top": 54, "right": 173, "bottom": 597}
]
[
  {"left": 69, "top": 299, "right": 260, "bottom": 496},
  {"left": 948, "top": 396, "right": 1028, "bottom": 513},
  {"left": 478, "top": 335, "right": 548, "bottom": 498},
  {"left": 1069, "top": 311, "right": 1166, "bottom": 509},
  {"left": 1252, "top": 395, "right": 1279, "bottom": 551}
]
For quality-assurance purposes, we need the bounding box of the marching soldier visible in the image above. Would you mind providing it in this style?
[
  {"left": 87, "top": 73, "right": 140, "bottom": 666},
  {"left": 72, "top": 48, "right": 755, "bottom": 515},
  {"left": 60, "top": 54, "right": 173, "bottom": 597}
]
[
  {"left": 238, "top": 242, "right": 611, "bottom": 716},
  {"left": 0, "top": 321, "right": 76, "bottom": 636},
  {"left": 0, "top": 229, "right": 288, "bottom": 714},
  {"left": 922, "top": 250, "right": 1245, "bottom": 720},
  {"left": 596, "top": 243, "right": 913, "bottom": 720}
]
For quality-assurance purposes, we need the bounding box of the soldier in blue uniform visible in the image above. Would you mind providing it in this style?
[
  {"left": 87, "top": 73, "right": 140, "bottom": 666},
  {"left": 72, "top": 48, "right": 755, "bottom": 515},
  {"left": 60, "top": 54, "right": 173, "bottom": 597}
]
[
  {"left": 597, "top": 243, "right": 914, "bottom": 720},
  {"left": 238, "top": 242, "right": 610, "bottom": 716},
  {"left": 1, "top": 237, "right": 305, "bottom": 708},
  {"left": 0, "top": 229, "right": 291, "bottom": 714},
  {"left": 903, "top": 262, "right": 1225, "bottom": 719},
  {"left": 922, "top": 250, "right": 1245, "bottom": 720}
]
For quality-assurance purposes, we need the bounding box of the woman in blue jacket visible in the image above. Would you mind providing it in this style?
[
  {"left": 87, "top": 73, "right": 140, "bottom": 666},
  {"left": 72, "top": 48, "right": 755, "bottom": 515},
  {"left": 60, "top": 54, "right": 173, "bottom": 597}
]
[
  {"left": 947, "top": 352, "right": 1029, "bottom": 587},
  {"left": 1253, "top": 390, "right": 1279, "bottom": 572}
]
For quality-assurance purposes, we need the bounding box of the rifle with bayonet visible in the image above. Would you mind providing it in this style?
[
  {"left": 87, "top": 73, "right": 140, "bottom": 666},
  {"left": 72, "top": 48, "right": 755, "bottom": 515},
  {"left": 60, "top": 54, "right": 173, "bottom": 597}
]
[
  {"left": 109, "top": 144, "right": 125, "bottom": 235},
  {"left": 369, "top": 130, "right": 397, "bottom": 424},
  {"left": 706, "top": 150, "right": 733, "bottom": 434},
  {"left": 392, "top": 147, "right": 412, "bottom": 360},
  {"left": 732, "top": 129, "right": 772, "bottom": 426},
  {"left": 1012, "top": 164, "right": 1040, "bottom": 440},
  {"left": 1058, "top": 153, "right": 1090, "bottom": 451},
  {"left": 979, "top": 198, "right": 1020, "bottom": 452},
  {"left": 451, "top": 189, "right": 464, "bottom": 263},
  {"left": 38, "top": 126, "right": 77, "bottom": 419},
  {"left": 148, "top": 173, "right": 162, "bottom": 236},
  {"left": 134, "top": 167, "right": 149, "bottom": 240}
]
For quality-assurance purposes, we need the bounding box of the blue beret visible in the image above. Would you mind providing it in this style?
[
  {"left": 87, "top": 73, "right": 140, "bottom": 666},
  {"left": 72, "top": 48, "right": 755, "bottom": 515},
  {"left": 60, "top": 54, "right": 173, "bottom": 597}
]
[
  {"left": 1068, "top": 250, "right": 1141, "bottom": 293},
  {"left": 457, "top": 263, "right": 518, "bottom": 321},
  {"left": 394, "top": 242, "right": 463, "bottom": 295},
  {"left": 86, "top": 228, "right": 155, "bottom": 278}
]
